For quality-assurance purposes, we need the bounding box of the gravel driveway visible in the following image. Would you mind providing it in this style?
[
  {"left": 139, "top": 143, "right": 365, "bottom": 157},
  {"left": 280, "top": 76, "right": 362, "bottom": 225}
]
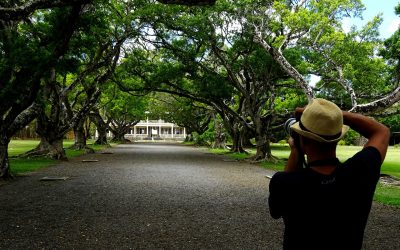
[{"left": 0, "top": 143, "right": 398, "bottom": 249}]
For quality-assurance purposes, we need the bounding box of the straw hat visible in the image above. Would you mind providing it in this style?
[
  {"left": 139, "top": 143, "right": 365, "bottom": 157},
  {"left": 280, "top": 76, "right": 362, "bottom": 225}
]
[{"left": 290, "top": 98, "right": 349, "bottom": 143}]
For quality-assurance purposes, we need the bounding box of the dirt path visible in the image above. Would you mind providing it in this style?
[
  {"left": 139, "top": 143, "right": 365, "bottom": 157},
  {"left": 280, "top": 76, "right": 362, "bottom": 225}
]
[{"left": 0, "top": 143, "right": 398, "bottom": 249}]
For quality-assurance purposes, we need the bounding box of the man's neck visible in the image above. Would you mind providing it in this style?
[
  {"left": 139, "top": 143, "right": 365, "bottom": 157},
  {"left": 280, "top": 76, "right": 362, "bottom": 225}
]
[{"left": 306, "top": 153, "right": 338, "bottom": 175}]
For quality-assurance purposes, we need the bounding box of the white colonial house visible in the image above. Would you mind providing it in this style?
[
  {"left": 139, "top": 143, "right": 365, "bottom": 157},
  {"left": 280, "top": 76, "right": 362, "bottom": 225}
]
[{"left": 124, "top": 119, "right": 186, "bottom": 141}]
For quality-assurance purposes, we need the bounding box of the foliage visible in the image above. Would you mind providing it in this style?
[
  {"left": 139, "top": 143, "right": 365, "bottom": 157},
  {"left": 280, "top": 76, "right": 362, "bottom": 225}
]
[
  {"left": 146, "top": 93, "right": 212, "bottom": 135},
  {"left": 96, "top": 82, "right": 150, "bottom": 142},
  {"left": 379, "top": 3, "right": 400, "bottom": 83},
  {"left": 340, "top": 129, "right": 360, "bottom": 146},
  {"left": 191, "top": 121, "right": 216, "bottom": 146}
]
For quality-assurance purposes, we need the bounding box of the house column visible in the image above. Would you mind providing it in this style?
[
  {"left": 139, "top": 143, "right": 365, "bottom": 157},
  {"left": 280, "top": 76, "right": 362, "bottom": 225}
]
[
  {"left": 146, "top": 118, "right": 149, "bottom": 137},
  {"left": 183, "top": 127, "right": 186, "bottom": 138},
  {"left": 159, "top": 120, "right": 161, "bottom": 137},
  {"left": 171, "top": 125, "right": 174, "bottom": 138}
]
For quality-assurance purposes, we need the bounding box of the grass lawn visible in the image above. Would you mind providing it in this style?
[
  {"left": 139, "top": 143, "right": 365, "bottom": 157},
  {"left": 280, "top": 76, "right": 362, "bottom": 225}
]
[
  {"left": 8, "top": 139, "right": 111, "bottom": 175},
  {"left": 210, "top": 144, "right": 400, "bottom": 207}
]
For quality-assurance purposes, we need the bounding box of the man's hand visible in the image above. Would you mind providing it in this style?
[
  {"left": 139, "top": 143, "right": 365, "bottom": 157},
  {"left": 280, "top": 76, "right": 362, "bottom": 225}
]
[
  {"left": 285, "top": 136, "right": 303, "bottom": 172},
  {"left": 294, "top": 107, "right": 305, "bottom": 121}
]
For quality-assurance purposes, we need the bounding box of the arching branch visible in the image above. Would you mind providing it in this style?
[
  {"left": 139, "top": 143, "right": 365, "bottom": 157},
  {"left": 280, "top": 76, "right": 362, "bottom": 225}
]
[{"left": 0, "top": 0, "right": 91, "bottom": 21}]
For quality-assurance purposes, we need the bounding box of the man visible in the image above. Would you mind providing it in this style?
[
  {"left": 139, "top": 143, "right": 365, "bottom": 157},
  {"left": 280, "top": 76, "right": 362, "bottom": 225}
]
[{"left": 268, "top": 98, "right": 390, "bottom": 250}]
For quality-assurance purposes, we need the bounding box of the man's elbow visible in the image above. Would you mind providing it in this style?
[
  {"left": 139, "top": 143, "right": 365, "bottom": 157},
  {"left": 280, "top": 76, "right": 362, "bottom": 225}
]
[{"left": 382, "top": 125, "right": 391, "bottom": 144}]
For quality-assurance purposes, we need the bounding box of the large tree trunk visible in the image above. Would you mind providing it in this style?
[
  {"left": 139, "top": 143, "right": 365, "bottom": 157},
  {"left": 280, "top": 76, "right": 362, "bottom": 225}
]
[
  {"left": 95, "top": 129, "right": 109, "bottom": 145},
  {"left": 90, "top": 111, "right": 109, "bottom": 145},
  {"left": 23, "top": 137, "right": 67, "bottom": 160},
  {"left": 230, "top": 123, "right": 245, "bottom": 153},
  {"left": 70, "top": 119, "right": 95, "bottom": 153},
  {"left": 263, "top": 139, "right": 277, "bottom": 162},
  {"left": 111, "top": 127, "right": 129, "bottom": 143},
  {"left": 21, "top": 112, "right": 67, "bottom": 160},
  {"left": 253, "top": 116, "right": 269, "bottom": 160},
  {"left": 254, "top": 133, "right": 269, "bottom": 161},
  {"left": 1, "top": 104, "right": 41, "bottom": 179},
  {"left": 0, "top": 138, "right": 11, "bottom": 179},
  {"left": 240, "top": 125, "right": 254, "bottom": 148},
  {"left": 71, "top": 119, "right": 87, "bottom": 149},
  {"left": 212, "top": 113, "right": 226, "bottom": 149}
]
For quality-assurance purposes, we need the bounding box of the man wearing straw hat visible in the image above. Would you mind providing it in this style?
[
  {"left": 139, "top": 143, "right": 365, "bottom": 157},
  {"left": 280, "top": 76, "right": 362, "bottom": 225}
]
[{"left": 268, "top": 98, "right": 390, "bottom": 250}]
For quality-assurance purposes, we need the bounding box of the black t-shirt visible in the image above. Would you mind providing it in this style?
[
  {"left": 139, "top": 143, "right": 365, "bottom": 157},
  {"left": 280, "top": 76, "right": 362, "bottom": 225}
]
[{"left": 268, "top": 147, "right": 382, "bottom": 250}]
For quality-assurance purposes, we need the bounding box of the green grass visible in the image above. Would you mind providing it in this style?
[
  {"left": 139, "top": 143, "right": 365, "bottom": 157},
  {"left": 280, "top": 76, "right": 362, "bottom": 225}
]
[
  {"left": 210, "top": 144, "right": 400, "bottom": 207},
  {"left": 8, "top": 139, "right": 112, "bottom": 175},
  {"left": 9, "top": 157, "right": 57, "bottom": 175},
  {"left": 374, "top": 183, "right": 400, "bottom": 207},
  {"left": 8, "top": 140, "right": 41, "bottom": 157}
]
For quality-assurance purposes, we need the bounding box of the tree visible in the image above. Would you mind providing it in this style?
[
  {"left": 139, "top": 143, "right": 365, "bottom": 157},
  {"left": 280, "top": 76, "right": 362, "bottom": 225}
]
[
  {"left": 122, "top": 1, "right": 301, "bottom": 159},
  {"left": 0, "top": 0, "right": 224, "bottom": 179},
  {"left": 89, "top": 108, "right": 110, "bottom": 145},
  {"left": 0, "top": 3, "right": 86, "bottom": 177},
  {"left": 22, "top": 2, "right": 129, "bottom": 159},
  {"left": 380, "top": 3, "right": 400, "bottom": 91},
  {"left": 148, "top": 93, "right": 212, "bottom": 141},
  {"left": 103, "top": 86, "right": 149, "bottom": 142},
  {"left": 250, "top": 0, "right": 400, "bottom": 114}
]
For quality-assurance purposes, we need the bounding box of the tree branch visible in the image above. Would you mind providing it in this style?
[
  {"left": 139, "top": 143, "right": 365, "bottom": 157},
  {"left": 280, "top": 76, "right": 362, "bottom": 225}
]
[
  {"left": 253, "top": 31, "right": 314, "bottom": 101},
  {"left": 0, "top": 0, "right": 91, "bottom": 21},
  {"left": 156, "top": 0, "right": 216, "bottom": 6},
  {"left": 349, "top": 86, "right": 400, "bottom": 114}
]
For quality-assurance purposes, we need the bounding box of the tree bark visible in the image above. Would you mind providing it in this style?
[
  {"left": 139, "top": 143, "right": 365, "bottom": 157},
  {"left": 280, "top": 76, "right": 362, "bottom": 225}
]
[
  {"left": 70, "top": 119, "right": 94, "bottom": 153},
  {"left": 240, "top": 127, "right": 254, "bottom": 148},
  {"left": 34, "top": 137, "right": 66, "bottom": 160},
  {"left": 111, "top": 129, "right": 129, "bottom": 143},
  {"left": 349, "top": 86, "right": 400, "bottom": 114},
  {"left": 263, "top": 139, "right": 278, "bottom": 162},
  {"left": 0, "top": 138, "right": 11, "bottom": 179},
  {"left": 212, "top": 113, "right": 226, "bottom": 149},
  {"left": 254, "top": 133, "right": 269, "bottom": 161},
  {"left": 71, "top": 119, "right": 87, "bottom": 149},
  {"left": 253, "top": 115, "right": 272, "bottom": 161},
  {"left": 0, "top": 103, "right": 41, "bottom": 179},
  {"left": 230, "top": 123, "right": 245, "bottom": 153},
  {"left": 253, "top": 34, "right": 314, "bottom": 101},
  {"left": 21, "top": 109, "right": 68, "bottom": 160},
  {"left": 89, "top": 111, "right": 109, "bottom": 145}
]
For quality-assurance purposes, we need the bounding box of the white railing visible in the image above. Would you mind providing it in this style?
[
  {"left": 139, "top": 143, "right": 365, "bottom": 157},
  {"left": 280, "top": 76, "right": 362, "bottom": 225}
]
[{"left": 124, "top": 134, "right": 186, "bottom": 141}]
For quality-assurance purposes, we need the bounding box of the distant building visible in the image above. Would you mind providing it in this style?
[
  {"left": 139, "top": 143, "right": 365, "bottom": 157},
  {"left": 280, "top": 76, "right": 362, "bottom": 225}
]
[{"left": 124, "top": 119, "right": 186, "bottom": 141}]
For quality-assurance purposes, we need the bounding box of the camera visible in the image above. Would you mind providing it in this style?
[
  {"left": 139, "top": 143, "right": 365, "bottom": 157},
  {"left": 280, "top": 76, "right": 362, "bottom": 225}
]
[
  {"left": 284, "top": 118, "right": 297, "bottom": 136},
  {"left": 284, "top": 117, "right": 306, "bottom": 168}
]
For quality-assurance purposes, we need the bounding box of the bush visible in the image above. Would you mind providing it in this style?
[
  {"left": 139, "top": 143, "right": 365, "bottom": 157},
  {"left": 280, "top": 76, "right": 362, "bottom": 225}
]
[
  {"left": 341, "top": 129, "right": 360, "bottom": 145},
  {"left": 278, "top": 139, "right": 287, "bottom": 145}
]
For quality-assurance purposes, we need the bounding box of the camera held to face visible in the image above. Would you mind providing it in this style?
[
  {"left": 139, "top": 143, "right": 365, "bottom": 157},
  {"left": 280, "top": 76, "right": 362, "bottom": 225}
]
[{"left": 284, "top": 118, "right": 297, "bottom": 137}]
